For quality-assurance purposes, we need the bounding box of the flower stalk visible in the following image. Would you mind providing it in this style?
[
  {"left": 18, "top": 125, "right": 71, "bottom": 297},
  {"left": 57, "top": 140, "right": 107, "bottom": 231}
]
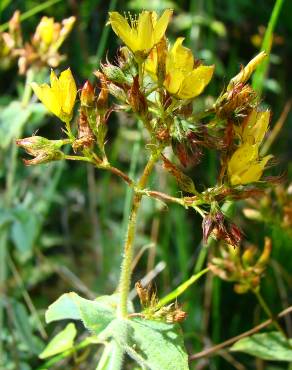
[{"left": 118, "top": 149, "right": 162, "bottom": 318}]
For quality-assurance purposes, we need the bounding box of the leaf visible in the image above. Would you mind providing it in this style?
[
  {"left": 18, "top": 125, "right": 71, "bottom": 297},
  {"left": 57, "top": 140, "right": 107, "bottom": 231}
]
[
  {"left": 46, "top": 293, "right": 120, "bottom": 335},
  {"left": 127, "top": 319, "right": 189, "bottom": 370},
  {"left": 39, "top": 323, "right": 77, "bottom": 359},
  {"left": 11, "top": 207, "right": 39, "bottom": 258},
  {"left": 0, "top": 102, "right": 31, "bottom": 149},
  {"left": 230, "top": 331, "right": 292, "bottom": 361},
  {"left": 10, "top": 300, "right": 44, "bottom": 355},
  {"left": 100, "top": 318, "right": 189, "bottom": 370},
  {"left": 162, "top": 155, "right": 197, "bottom": 194}
]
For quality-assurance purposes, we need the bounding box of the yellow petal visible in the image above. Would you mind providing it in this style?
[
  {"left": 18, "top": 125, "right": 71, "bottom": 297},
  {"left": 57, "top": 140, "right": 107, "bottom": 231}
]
[
  {"left": 164, "top": 70, "right": 185, "bottom": 95},
  {"left": 58, "top": 68, "right": 77, "bottom": 116},
  {"left": 234, "top": 155, "right": 272, "bottom": 185},
  {"left": 137, "top": 11, "right": 154, "bottom": 51},
  {"left": 177, "top": 65, "right": 214, "bottom": 99},
  {"left": 242, "top": 110, "right": 270, "bottom": 145},
  {"left": 228, "top": 143, "right": 258, "bottom": 176},
  {"left": 145, "top": 48, "right": 158, "bottom": 78},
  {"left": 31, "top": 82, "right": 61, "bottom": 117},
  {"left": 108, "top": 12, "right": 138, "bottom": 51},
  {"left": 153, "top": 9, "right": 173, "bottom": 44},
  {"left": 167, "top": 37, "right": 193, "bottom": 73},
  {"left": 164, "top": 38, "right": 194, "bottom": 95}
]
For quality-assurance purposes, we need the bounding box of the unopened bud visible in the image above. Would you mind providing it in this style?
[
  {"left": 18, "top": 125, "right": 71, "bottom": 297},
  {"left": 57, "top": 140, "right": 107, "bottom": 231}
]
[
  {"left": 101, "top": 63, "right": 130, "bottom": 84},
  {"left": 242, "top": 246, "right": 257, "bottom": 267},
  {"left": 16, "top": 136, "right": 65, "bottom": 165},
  {"left": 202, "top": 214, "right": 215, "bottom": 244},
  {"left": 81, "top": 80, "right": 95, "bottom": 106},
  {"left": 256, "top": 237, "right": 272, "bottom": 267},
  {"left": 156, "top": 38, "right": 167, "bottom": 85},
  {"left": 227, "top": 51, "right": 267, "bottom": 91},
  {"left": 128, "top": 75, "right": 147, "bottom": 116}
]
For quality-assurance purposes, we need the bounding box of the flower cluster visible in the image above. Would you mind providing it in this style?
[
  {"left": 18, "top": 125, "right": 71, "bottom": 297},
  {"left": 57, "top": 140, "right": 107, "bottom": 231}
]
[
  {"left": 209, "top": 237, "right": 272, "bottom": 294},
  {"left": 17, "top": 9, "right": 276, "bottom": 249},
  {"left": 0, "top": 11, "right": 75, "bottom": 73}
]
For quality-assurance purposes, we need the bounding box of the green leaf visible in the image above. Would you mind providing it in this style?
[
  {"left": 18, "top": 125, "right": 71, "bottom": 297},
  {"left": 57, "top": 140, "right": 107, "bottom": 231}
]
[
  {"left": 10, "top": 300, "right": 44, "bottom": 355},
  {"left": 230, "top": 331, "right": 292, "bottom": 361},
  {"left": 11, "top": 208, "right": 39, "bottom": 258},
  {"left": 46, "top": 293, "right": 118, "bottom": 335},
  {"left": 0, "top": 102, "right": 31, "bottom": 149},
  {"left": 128, "top": 319, "right": 189, "bottom": 370},
  {"left": 100, "top": 318, "right": 189, "bottom": 370},
  {"left": 39, "top": 323, "right": 77, "bottom": 359}
]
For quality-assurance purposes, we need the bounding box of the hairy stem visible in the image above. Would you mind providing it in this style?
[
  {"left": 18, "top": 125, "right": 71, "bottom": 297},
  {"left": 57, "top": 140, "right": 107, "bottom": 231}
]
[{"left": 118, "top": 149, "right": 162, "bottom": 318}]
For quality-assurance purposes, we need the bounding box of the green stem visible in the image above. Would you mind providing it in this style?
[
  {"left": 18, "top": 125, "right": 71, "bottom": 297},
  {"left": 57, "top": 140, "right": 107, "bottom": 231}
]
[
  {"left": 65, "top": 119, "right": 75, "bottom": 141},
  {"left": 0, "top": 0, "right": 63, "bottom": 32},
  {"left": 118, "top": 149, "right": 162, "bottom": 318},
  {"left": 138, "top": 61, "right": 144, "bottom": 88},
  {"left": 254, "top": 290, "right": 287, "bottom": 337}
]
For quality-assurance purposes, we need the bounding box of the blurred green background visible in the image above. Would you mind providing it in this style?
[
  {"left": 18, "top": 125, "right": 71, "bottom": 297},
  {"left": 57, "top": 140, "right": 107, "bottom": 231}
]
[{"left": 0, "top": 0, "right": 291, "bottom": 369}]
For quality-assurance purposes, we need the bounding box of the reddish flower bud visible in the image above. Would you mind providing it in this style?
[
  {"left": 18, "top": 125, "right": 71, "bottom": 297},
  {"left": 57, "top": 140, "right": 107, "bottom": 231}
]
[
  {"left": 80, "top": 80, "right": 95, "bottom": 106},
  {"left": 127, "top": 75, "right": 147, "bottom": 116}
]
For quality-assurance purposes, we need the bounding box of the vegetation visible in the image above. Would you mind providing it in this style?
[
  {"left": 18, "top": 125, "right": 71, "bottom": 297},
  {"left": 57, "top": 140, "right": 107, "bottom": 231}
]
[{"left": 0, "top": 1, "right": 291, "bottom": 369}]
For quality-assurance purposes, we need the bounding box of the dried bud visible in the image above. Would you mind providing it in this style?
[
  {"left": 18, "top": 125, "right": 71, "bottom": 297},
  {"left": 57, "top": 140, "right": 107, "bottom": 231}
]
[
  {"left": 166, "top": 307, "right": 187, "bottom": 323},
  {"left": 203, "top": 210, "right": 242, "bottom": 247},
  {"left": 215, "top": 83, "right": 256, "bottom": 120},
  {"left": 16, "top": 136, "right": 65, "bottom": 165},
  {"left": 135, "top": 281, "right": 150, "bottom": 307},
  {"left": 80, "top": 80, "right": 95, "bottom": 107},
  {"left": 172, "top": 132, "right": 203, "bottom": 168},
  {"left": 128, "top": 75, "right": 147, "bottom": 116},
  {"left": 202, "top": 214, "right": 215, "bottom": 244},
  {"left": 96, "top": 72, "right": 109, "bottom": 113},
  {"left": 162, "top": 154, "right": 197, "bottom": 194},
  {"left": 73, "top": 110, "right": 95, "bottom": 152}
]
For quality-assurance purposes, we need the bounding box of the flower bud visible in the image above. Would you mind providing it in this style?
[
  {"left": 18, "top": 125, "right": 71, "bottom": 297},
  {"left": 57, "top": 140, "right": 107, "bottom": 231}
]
[
  {"left": 80, "top": 80, "right": 95, "bottom": 107},
  {"left": 156, "top": 38, "right": 167, "bottom": 85},
  {"left": 16, "top": 136, "right": 65, "bottom": 165},
  {"left": 101, "top": 63, "right": 130, "bottom": 84},
  {"left": 227, "top": 51, "right": 267, "bottom": 91},
  {"left": 256, "top": 237, "right": 272, "bottom": 268},
  {"left": 128, "top": 75, "right": 148, "bottom": 116}
]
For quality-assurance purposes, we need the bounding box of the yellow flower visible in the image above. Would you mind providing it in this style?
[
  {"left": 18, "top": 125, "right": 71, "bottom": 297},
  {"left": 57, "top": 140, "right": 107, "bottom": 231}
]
[
  {"left": 228, "top": 142, "right": 272, "bottom": 185},
  {"left": 147, "top": 37, "right": 214, "bottom": 99},
  {"left": 108, "top": 9, "right": 173, "bottom": 58},
  {"left": 35, "top": 16, "right": 55, "bottom": 45},
  {"left": 241, "top": 110, "right": 270, "bottom": 145},
  {"left": 31, "top": 68, "right": 77, "bottom": 122}
]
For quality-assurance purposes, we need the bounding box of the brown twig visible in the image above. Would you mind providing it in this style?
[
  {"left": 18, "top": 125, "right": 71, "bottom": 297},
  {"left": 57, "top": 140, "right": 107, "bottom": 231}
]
[
  {"left": 107, "top": 165, "right": 134, "bottom": 186},
  {"left": 189, "top": 305, "right": 292, "bottom": 361}
]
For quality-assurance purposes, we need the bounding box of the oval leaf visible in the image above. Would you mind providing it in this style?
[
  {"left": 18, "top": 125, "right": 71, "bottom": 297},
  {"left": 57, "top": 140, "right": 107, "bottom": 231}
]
[
  {"left": 46, "top": 293, "right": 116, "bottom": 335},
  {"left": 230, "top": 331, "right": 292, "bottom": 361}
]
